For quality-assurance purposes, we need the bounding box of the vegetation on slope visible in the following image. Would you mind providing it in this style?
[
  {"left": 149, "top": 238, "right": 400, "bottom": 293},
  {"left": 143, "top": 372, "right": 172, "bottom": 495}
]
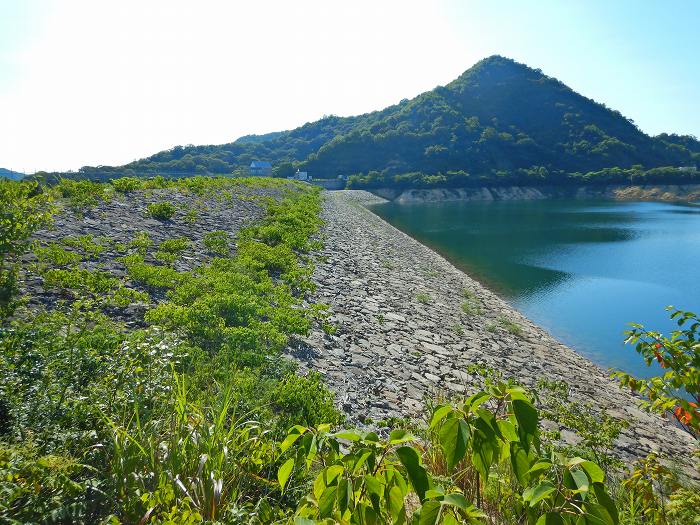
[
  {"left": 0, "top": 177, "right": 698, "bottom": 524},
  {"left": 34, "top": 56, "right": 700, "bottom": 189}
]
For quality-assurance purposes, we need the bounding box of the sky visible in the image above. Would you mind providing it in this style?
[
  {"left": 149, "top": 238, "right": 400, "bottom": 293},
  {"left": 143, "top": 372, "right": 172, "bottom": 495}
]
[{"left": 1, "top": 0, "right": 698, "bottom": 173}]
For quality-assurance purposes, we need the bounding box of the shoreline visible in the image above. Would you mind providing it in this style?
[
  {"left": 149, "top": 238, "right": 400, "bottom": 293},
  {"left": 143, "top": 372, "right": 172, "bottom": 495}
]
[
  {"left": 288, "top": 189, "right": 696, "bottom": 473},
  {"left": 368, "top": 183, "right": 700, "bottom": 203}
]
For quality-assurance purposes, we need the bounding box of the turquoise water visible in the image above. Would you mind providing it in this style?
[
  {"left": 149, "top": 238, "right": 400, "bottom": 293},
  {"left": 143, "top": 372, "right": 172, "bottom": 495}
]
[{"left": 371, "top": 199, "right": 700, "bottom": 377}]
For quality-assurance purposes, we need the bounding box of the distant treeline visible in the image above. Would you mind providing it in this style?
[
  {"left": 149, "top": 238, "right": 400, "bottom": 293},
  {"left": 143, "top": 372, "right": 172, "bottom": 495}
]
[{"left": 346, "top": 165, "right": 700, "bottom": 189}]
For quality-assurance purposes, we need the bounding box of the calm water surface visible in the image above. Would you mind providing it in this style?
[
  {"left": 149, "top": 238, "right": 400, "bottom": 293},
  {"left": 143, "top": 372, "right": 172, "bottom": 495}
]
[{"left": 371, "top": 199, "right": 700, "bottom": 377}]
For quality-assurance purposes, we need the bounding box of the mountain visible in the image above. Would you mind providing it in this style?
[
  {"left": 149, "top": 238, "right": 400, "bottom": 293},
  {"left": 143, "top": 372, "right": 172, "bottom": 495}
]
[
  {"left": 0, "top": 168, "right": 24, "bottom": 180},
  {"left": 43, "top": 56, "right": 700, "bottom": 186}
]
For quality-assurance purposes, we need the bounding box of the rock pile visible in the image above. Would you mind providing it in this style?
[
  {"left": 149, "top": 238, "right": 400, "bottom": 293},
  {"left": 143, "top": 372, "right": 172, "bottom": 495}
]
[{"left": 291, "top": 190, "right": 696, "bottom": 470}]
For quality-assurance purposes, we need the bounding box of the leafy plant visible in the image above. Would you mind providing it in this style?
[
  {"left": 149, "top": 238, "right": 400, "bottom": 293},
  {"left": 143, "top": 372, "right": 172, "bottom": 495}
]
[
  {"left": 34, "top": 242, "right": 81, "bottom": 267},
  {"left": 497, "top": 316, "right": 523, "bottom": 337},
  {"left": 128, "top": 231, "right": 153, "bottom": 255},
  {"left": 159, "top": 237, "right": 190, "bottom": 253},
  {"left": 110, "top": 176, "right": 143, "bottom": 193},
  {"left": 0, "top": 180, "right": 54, "bottom": 315},
  {"left": 146, "top": 201, "right": 177, "bottom": 220},
  {"left": 615, "top": 307, "right": 699, "bottom": 439},
  {"left": 54, "top": 178, "right": 108, "bottom": 209},
  {"left": 61, "top": 234, "right": 106, "bottom": 259},
  {"left": 416, "top": 292, "right": 432, "bottom": 304},
  {"left": 203, "top": 230, "right": 231, "bottom": 255},
  {"left": 282, "top": 383, "right": 619, "bottom": 524}
]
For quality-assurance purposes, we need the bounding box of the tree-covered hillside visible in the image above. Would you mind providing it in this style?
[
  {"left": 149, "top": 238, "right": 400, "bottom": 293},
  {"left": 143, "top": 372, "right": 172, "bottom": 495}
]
[
  {"left": 0, "top": 168, "right": 24, "bottom": 180},
  {"left": 39, "top": 56, "right": 700, "bottom": 186}
]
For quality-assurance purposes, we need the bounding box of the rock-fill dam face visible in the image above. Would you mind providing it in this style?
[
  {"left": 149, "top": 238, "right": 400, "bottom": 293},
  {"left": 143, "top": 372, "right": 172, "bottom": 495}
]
[{"left": 287, "top": 190, "right": 697, "bottom": 475}]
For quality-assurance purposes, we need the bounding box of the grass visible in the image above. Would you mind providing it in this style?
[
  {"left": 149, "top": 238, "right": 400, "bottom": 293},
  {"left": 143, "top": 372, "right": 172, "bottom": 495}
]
[
  {"left": 460, "top": 288, "right": 483, "bottom": 316},
  {"left": 415, "top": 292, "right": 432, "bottom": 304},
  {"left": 498, "top": 315, "right": 523, "bottom": 336}
]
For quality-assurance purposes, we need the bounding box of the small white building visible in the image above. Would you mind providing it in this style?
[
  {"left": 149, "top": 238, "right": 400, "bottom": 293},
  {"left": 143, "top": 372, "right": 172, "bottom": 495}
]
[{"left": 288, "top": 169, "right": 312, "bottom": 181}]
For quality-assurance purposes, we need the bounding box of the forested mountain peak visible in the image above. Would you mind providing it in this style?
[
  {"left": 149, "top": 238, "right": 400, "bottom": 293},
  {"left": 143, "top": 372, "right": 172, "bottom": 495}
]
[{"left": 51, "top": 56, "right": 699, "bottom": 185}]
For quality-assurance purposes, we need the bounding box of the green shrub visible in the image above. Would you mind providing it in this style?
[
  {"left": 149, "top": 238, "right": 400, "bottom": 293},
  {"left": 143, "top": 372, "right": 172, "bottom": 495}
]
[
  {"left": 43, "top": 268, "right": 121, "bottom": 295},
  {"left": 122, "top": 254, "right": 185, "bottom": 289},
  {"left": 146, "top": 201, "right": 177, "bottom": 220},
  {"left": 110, "top": 176, "right": 143, "bottom": 193},
  {"left": 34, "top": 243, "right": 81, "bottom": 267},
  {"left": 203, "top": 230, "right": 231, "bottom": 255},
  {"left": 128, "top": 231, "right": 153, "bottom": 255},
  {"left": 615, "top": 307, "right": 700, "bottom": 439},
  {"left": 158, "top": 237, "right": 190, "bottom": 253},
  {"left": 61, "top": 234, "right": 105, "bottom": 259},
  {"left": 282, "top": 383, "right": 619, "bottom": 525},
  {"left": 54, "top": 178, "right": 108, "bottom": 209},
  {"left": 272, "top": 371, "right": 343, "bottom": 430},
  {"left": 0, "top": 180, "right": 53, "bottom": 316}
]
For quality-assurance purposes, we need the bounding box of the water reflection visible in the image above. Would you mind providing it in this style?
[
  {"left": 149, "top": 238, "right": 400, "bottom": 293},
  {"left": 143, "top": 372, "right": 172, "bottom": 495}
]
[{"left": 372, "top": 199, "right": 700, "bottom": 378}]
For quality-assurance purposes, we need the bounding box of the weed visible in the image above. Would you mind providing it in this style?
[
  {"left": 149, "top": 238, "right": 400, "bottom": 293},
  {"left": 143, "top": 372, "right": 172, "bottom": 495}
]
[
  {"left": 203, "top": 230, "right": 231, "bottom": 255},
  {"left": 146, "top": 201, "right": 177, "bottom": 220},
  {"left": 498, "top": 315, "right": 523, "bottom": 336},
  {"left": 415, "top": 292, "right": 432, "bottom": 304}
]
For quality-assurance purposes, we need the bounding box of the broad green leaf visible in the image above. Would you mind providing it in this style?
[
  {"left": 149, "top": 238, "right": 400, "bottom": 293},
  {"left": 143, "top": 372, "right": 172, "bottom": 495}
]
[
  {"left": 583, "top": 501, "right": 616, "bottom": 525},
  {"left": 364, "top": 474, "right": 383, "bottom": 497},
  {"left": 506, "top": 386, "right": 530, "bottom": 401},
  {"left": 396, "top": 446, "right": 430, "bottom": 502},
  {"left": 430, "top": 404, "right": 453, "bottom": 429},
  {"left": 294, "top": 518, "right": 315, "bottom": 525},
  {"left": 388, "top": 485, "right": 406, "bottom": 523},
  {"left": 497, "top": 419, "right": 519, "bottom": 442},
  {"left": 510, "top": 442, "right": 530, "bottom": 486},
  {"left": 442, "top": 493, "right": 470, "bottom": 510},
  {"left": 278, "top": 458, "right": 294, "bottom": 493},
  {"left": 580, "top": 461, "right": 605, "bottom": 484},
  {"left": 465, "top": 391, "right": 491, "bottom": 411},
  {"left": 418, "top": 500, "right": 442, "bottom": 525},
  {"left": 390, "top": 429, "right": 415, "bottom": 444},
  {"left": 571, "top": 469, "right": 589, "bottom": 493},
  {"left": 442, "top": 514, "right": 460, "bottom": 525},
  {"left": 334, "top": 430, "right": 362, "bottom": 441},
  {"left": 364, "top": 431, "right": 379, "bottom": 442},
  {"left": 424, "top": 487, "right": 445, "bottom": 499},
  {"left": 319, "top": 486, "right": 337, "bottom": 518},
  {"left": 535, "top": 512, "right": 565, "bottom": 525},
  {"left": 512, "top": 398, "right": 538, "bottom": 451},
  {"left": 592, "top": 483, "right": 619, "bottom": 525},
  {"left": 439, "top": 418, "right": 470, "bottom": 471},
  {"left": 326, "top": 465, "right": 344, "bottom": 484},
  {"left": 471, "top": 416, "right": 496, "bottom": 482},
  {"left": 337, "top": 477, "right": 351, "bottom": 514},
  {"left": 313, "top": 471, "right": 327, "bottom": 500},
  {"left": 353, "top": 450, "right": 374, "bottom": 475},
  {"left": 280, "top": 428, "right": 306, "bottom": 453},
  {"left": 527, "top": 461, "right": 552, "bottom": 477},
  {"left": 317, "top": 423, "right": 331, "bottom": 434},
  {"left": 523, "top": 481, "right": 556, "bottom": 506}
]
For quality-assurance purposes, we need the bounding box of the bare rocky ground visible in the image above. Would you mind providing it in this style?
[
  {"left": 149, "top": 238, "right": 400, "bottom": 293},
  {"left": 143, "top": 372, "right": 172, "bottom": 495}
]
[
  {"left": 19, "top": 187, "right": 268, "bottom": 323},
  {"left": 290, "top": 190, "right": 697, "bottom": 474}
]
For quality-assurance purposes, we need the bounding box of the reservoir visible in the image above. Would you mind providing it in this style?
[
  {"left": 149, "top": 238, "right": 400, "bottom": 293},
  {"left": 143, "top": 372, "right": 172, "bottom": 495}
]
[{"left": 371, "top": 199, "right": 700, "bottom": 378}]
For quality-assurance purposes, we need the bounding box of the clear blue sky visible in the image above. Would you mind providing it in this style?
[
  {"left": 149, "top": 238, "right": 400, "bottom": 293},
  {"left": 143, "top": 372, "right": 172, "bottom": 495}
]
[{"left": 1, "top": 0, "right": 698, "bottom": 172}]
